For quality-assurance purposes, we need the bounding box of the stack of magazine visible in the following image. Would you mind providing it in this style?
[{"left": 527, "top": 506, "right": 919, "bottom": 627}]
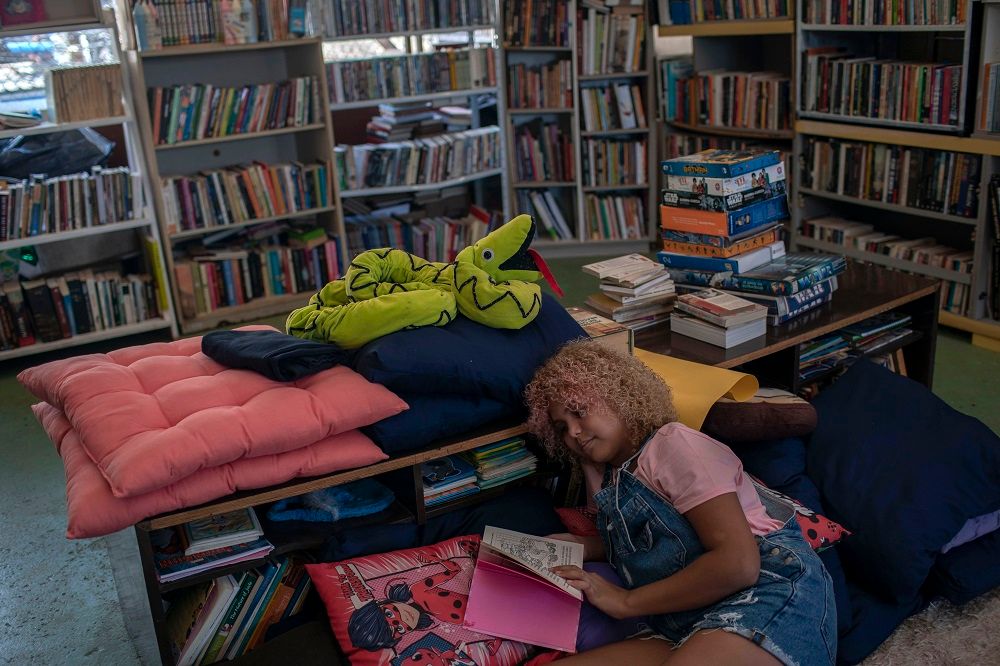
[
  {"left": 152, "top": 508, "right": 273, "bottom": 584},
  {"left": 421, "top": 455, "right": 480, "bottom": 507},
  {"left": 464, "top": 437, "right": 538, "bottom": 490}
]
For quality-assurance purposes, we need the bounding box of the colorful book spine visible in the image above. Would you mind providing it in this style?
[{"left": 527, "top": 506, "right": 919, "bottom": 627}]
[
  {"left": 657, "top": 240, "right": 786, "bottom": 273},
  {"left": 324, "top": 0, "right": 495, "bottom": 36},
  {"left": 660, "top": 194, "right": 789, "bottom": 237},
  {"left": 661, "top": 225, "right": 782, "bottom": 257},
  {"left": 663, "top": 163, "right": 785, "bottom": 196}
]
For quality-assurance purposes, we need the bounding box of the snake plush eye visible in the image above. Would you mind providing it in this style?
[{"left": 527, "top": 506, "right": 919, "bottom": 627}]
[{"left": 481, "top": 248, "right": 494, "bottom": 262}]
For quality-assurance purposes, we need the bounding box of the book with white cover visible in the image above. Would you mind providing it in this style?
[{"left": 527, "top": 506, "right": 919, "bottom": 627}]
[
  {"left": 675, "top": 288, "right": 768, "bottom": 328},
  {"left": 670, "top": 311, "right": 766, "bottom": 348}
]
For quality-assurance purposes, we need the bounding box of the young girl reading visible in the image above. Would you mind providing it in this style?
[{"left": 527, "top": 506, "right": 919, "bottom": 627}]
[{"left": 525, "top": 342, "right": 835, "bottom": 665}]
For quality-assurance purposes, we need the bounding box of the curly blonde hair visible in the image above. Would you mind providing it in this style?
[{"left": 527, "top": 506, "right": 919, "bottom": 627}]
[{"left": 524, "top": 341, "right": 677, "bottom": 462}]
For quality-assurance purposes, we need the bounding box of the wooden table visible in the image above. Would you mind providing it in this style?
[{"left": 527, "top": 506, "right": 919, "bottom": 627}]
[{"left": 635, "top": 261, "right": 941, "bottom": 391}]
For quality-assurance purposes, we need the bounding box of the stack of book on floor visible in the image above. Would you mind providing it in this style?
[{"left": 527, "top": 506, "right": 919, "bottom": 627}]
[
  {"left": 671, "top": 288, "right": 768, "bottom": 348},
  {"left": 464, "top": 437, "right": 538, "bottom": 490},
  {"left": 165, "top": 555, "right": 311, "bottom": 665},
  {"left": 657, "top": 149, "right": 846, "bottom": 325},
  {"left": 581, "top": 254, "right": 676, "bottom": 330},
  {"left": 421, "top": 455, "right": 480, "bottom": 507},
  {"left": 152, "top": 508, "right": 273, "bottom": 584}
]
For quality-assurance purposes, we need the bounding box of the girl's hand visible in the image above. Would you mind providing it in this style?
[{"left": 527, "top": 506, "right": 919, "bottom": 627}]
[{"left": 551, "top": 565, "right": 631, "bottom": 619}]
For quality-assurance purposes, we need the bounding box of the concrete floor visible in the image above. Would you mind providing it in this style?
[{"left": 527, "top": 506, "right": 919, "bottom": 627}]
[{"left": 1, "top": 256, "right": 999, "bottom": 664}]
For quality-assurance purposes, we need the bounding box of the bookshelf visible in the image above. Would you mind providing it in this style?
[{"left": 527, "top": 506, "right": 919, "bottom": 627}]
[
  {"left": 0, "top": 0, "right": 101, "bottom": 37},
  {"left": 791, "top": 0, "right": 1000, "bottom": 348},
  {"left": 796, "top": 0, "right": 976, "bottom": 134},
  {"left": 0, "top": 11, "right": 176, "bottom": 361},
  {"left": 501, "top": 0, "right": 657, "bottom": 256},
  {"left": 125, "top": 37, "right": 344, "bottom": 334},
  {"left": 322, "top": 4, "right": 510, "bottom": 260}
]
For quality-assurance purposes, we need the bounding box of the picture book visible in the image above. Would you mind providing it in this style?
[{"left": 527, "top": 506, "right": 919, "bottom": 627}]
[
  {"left": 151, "top": 526, "right": 273, "bottom": 583},
  {"left": 660, "top": 149, "right": 782, "bottom": 178},
  {"left": 421, "top": 455, "right": 477, "bottom": 492},
  {"left": 464, "top": 527, "right": 584, "bottom": 652},
  {"left": 182, "top": 507, "right": 264, "bottom": 556}
]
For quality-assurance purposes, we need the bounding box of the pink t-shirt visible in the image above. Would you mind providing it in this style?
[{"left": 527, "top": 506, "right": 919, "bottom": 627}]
[{"left": 582, "top": 422, "right": 784, "bottom": 536}]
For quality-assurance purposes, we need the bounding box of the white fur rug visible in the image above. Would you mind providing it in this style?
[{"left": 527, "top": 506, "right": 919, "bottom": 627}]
[{"left": 864, "top": 587, "right": 1000, "bottom": 664}]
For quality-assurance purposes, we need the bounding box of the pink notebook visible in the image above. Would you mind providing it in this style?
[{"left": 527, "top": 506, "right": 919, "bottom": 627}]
[{"left": 463, "top": 527, "right": 583, "bottom": 652}]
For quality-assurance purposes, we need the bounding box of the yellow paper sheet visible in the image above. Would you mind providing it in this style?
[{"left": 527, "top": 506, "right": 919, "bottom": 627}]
[{"left": 634, "top": 348, "right": 759, "bottom": 430}]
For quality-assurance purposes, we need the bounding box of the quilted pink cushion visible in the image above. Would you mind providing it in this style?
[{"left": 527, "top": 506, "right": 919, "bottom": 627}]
[
  {"left": 18, "top": 327, "right": 407, "bottom": 498},
  {"left": 34, "top": 403, "right": 390, "bottom": 538}
]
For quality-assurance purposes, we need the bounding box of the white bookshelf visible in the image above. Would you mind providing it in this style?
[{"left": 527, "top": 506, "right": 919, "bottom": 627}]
[{"left": 0, "top": 12, "right": 177, "bottom": 358}]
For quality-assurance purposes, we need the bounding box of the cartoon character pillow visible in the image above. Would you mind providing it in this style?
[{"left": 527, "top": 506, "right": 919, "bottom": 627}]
[{"left": 306, "top": 535, "right": 533, "bottom": 666}]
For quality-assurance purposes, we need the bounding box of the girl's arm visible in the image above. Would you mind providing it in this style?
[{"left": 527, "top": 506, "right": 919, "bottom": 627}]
[{"left": 553, "top": 492, "right": 760, "bottom": 619}]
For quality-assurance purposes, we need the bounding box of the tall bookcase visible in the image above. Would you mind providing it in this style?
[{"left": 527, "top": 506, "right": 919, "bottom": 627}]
[
  {"left": 502, "top": 0, "right": 657, "bottom": 257},
  {"left": 125, "top": 37, "right": 344, "bottom": 334},
  {"left": 0, "top": 8, "right": 177, "bottom": 361},
  {"left": 789, "top": 0, "right": 1000, "bottom": 346},
  {"left": 322, "top": 3, "right": 510, "bottom": 260}
]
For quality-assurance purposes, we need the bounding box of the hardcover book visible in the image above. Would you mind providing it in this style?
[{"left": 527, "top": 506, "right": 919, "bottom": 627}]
[
  {"left": 464, "top": 527, "right": 583, "bottom": 652},
  {"left": 660, "top": 149, "right": 782, "bottom": 178}
]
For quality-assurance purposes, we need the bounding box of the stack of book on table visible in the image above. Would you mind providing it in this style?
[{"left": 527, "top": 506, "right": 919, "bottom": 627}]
[
  {"left": 464, "top": 437, "right": 538, "bottom": 490},
  {"left": 657, "top": 149, "right": 846, "bottom": 325},
  {"left": 421, "top": 455, "right": 480, "bottom": 507},
  {"left": 581, "top": 254, "right": 676, "bottom": 330},
  {"left": 672, "top": 288, "right": 768, "bottom": 348},
  {"left": 164, "top": 556, "right": 311, "bottom": 665},
  {"left": 152, "top": 508, "right": 273, "bottom": 584}
]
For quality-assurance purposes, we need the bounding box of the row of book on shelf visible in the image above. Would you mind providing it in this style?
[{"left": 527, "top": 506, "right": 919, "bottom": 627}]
[
  {"left": 514, "top": 120, "right": 575, "bottom": 183},
  {"left": 161, "top": 160, "right": 332, "bottom": 234},
  {"left": 982, "top": 62, "right": 1000, "bottom": 134},
  {"left": 669, "top": 70, "right": 792, "bottom": 133},
  {"left": 0, "top": 169, "right": 143, "bottom": 241},
  {"left": 581, "top": 137, "right": 647, "bottom": 187},
  {"left": 503, "top": 0, "right": 570, "bottom": 47},
  {"left": 517, "top": 190, "right": 574, "bottom": 241},
  {"left": 577, "top": 3, "right": 646, "bottom": 75},
  {"left": 172, "top": 225, "right": 341, "bottom": 318},
  {"left": 800, "top": 214, "right": 973, "bottom": 314},
  {"left": 801, "top": 137, "right": 981, "bottom": 218},
  {"left": 580, "top": 83, "right": 647, "bottom": 132},
  {"left": 507, "top": 61, "right": 573, "bottom": 109},
  {"left": 421, "top": 437, "right": 537, "bottom": 507},
  {"left": 658, "top": 0, "right": 789, "bottom": 25},
  {"left": 802, "top": 50, "right": 962, "bottom": 127},
  {"left": 335, "top": 126, "right": 501, "bottom": 192},
  {"left": 147, "top": 76, "right": 322, "bottom": 146},
  {"left": 800, "top": 0, "right": 967, "bottom": 25},
  {"left": 326, "top": 48, "right": 496, "bottom": 105},
  {"left": 132, "top": 0, "right": 306, "bottom": 50},
  {"left": 319, "top": 0, "right": 495, "bottom": 37},
  {"left": 0, "top": 268, "right": 163, "bottom": 350},
  {"left": 342, "top": 205, "right": 499, "bottom": 262}
]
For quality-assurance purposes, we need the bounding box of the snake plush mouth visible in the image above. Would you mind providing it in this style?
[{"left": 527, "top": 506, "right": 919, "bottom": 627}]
[{"left": 498, "top": 221, "right": 537, "bottom": 272}]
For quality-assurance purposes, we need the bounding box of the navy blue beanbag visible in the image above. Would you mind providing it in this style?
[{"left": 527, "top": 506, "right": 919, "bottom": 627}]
[
  {"left": 807, "top": 359, "right": 1000, "bottom": 604},
  {"left": 926, "top": 528, "right": 1000, "bottom": 605},
  {"left": 836, "top": 580, "right": 927, "bottom": 665},
  {"left": 352, "top": 293, "right": 585, "bottom": 406},
  {"left": 729, "top": 437, "right": 852, "bottom": 636},
  {"left": 362, "top": 393, "right": 519, "bottom": 455}
]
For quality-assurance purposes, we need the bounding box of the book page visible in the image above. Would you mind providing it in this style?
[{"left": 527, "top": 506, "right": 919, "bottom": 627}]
[{"left": 481, "top": 526, "right": 584, "bottom": 600}]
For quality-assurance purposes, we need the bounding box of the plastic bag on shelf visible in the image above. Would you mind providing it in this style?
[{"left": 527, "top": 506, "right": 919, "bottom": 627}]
[{"left": 0, "top": 128, "right": 114, "bottom": 180}]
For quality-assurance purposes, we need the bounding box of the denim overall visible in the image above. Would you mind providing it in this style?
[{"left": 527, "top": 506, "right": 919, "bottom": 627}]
[{"left": 594, "top": 442, "right": 837, "bottom": 666}]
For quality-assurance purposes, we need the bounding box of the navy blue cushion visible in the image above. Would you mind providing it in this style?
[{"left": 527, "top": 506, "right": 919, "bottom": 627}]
[
  {"left": 729, "top": 437, "right": 851, "bottom": 636},
  {"left": 836, "top": 580, "right": 927, "bottom": 665},
  {"left": 362, "top": 393, "right": 518, "bottom": 454},
  {"left": 927, "top": 528, "right": 1000, "bottom": 605},
  {"left": 807, "top": 359, "right": 1000, "bottom": 604},
  {"left": 353, "top": 293, "right": 585, "bottom": 406}
]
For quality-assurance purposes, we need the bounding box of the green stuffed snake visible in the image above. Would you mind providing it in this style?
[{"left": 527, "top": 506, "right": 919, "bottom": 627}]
[{"left": 285, "top": 214, "right": 563, "bottom": 349}]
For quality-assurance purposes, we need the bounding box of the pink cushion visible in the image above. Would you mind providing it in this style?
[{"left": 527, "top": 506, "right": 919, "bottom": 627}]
[
  {"left": 34, "top": 402, "right": 389, "bottom": 538},
  {"left": 18, "top": 326, "right": 407, "bottom": 497}
]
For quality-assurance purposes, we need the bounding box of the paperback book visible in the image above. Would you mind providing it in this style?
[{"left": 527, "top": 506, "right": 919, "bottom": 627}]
[
  {"left": 464, "top": 527, "right": 583, "bottom": 652},
  {"left": 152, "top": 528, "right": 273, "bottom": 583},
  {"left": 670, "top": 311, "right": 767, "bottom": 348},
  {"left": 566, "top": 306, "right": 633, "bottom": 354},
  {"left": 675, "top": 289, "right": 769, "bottom": 328},
  {"left": 182, "top": 508, "right": 264, "bottom": 556}
]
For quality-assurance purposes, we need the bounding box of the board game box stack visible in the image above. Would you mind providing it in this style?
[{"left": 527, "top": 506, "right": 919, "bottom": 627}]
[
  {"left": 580, "top": 254, "right": 676, "bottom": 331},
  {"left": 657, "top": 149, "right": 847, "bottom": 327}
]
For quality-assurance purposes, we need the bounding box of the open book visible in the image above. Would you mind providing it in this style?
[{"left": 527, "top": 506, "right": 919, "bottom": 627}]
[{"left": 464, "top": 527, "right": 584, "bottom": 652}]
